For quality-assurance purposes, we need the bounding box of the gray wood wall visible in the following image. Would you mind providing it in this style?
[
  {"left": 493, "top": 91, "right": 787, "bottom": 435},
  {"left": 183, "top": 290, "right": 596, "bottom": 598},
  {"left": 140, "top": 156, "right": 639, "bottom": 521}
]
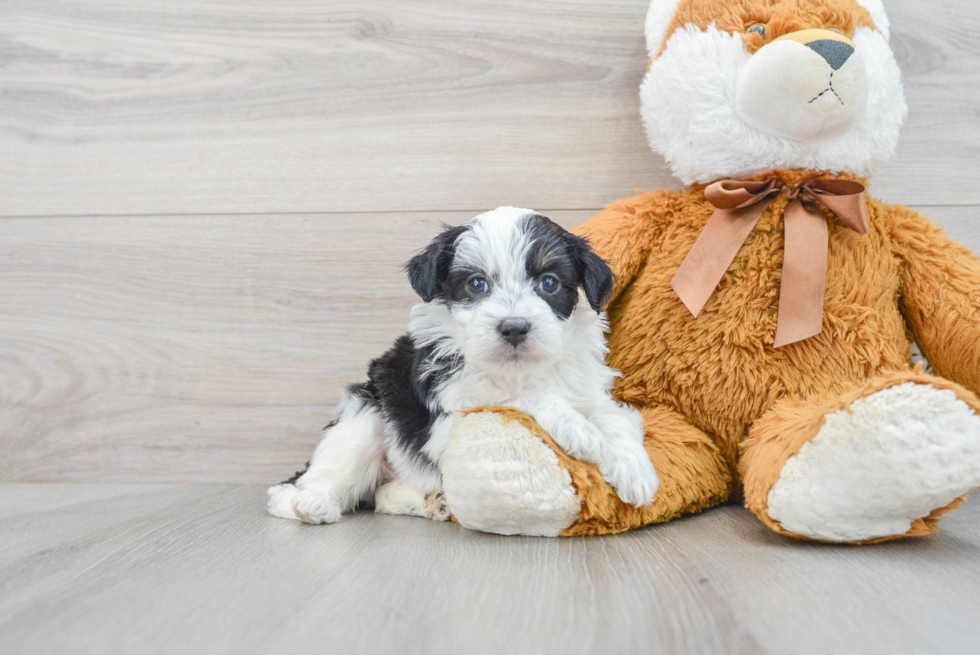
[{"left": 2, "top": 0, "right": 979, "bottom": 483}]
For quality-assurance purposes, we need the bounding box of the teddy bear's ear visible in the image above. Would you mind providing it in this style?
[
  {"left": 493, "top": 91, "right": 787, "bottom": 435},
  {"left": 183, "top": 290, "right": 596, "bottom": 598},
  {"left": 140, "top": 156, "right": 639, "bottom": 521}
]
[
  {"left": 854, "top": 0, "right": 890, "bottom": 39},
  {"left": 564, "top": 232, "right": 614, "bottom": 313},
  {"left": 644, "top": 0, "right": 681, "bottom": 54},
  {"left": 405, "top": 224, "right": 469, "bottom": 302}
]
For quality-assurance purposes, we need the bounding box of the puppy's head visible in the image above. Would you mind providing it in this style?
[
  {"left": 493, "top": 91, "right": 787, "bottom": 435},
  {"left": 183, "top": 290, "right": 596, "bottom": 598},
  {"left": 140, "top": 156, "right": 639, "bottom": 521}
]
[{"left": 406, "top": 207, "right": 613, "bottom": 375}]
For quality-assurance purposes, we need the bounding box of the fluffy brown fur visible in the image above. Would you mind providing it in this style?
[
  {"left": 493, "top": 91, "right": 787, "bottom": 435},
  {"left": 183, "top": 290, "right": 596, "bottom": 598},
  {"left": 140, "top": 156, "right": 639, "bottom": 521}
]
[
  {"left": 445, "top": 0, "right": 980, "bottom": 541},
  {"left": 472, "top": 168, "right": 980, "bottom": 539},
  {"left": 657, "top": 0, "right": 878, "bottom": 55}
]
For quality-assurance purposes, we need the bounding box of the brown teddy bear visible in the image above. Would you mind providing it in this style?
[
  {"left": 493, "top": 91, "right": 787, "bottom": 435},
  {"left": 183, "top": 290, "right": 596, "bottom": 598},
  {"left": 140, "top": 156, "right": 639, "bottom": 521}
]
[{"left": 438, "top": 0, "right": 980, "bottom": 542}]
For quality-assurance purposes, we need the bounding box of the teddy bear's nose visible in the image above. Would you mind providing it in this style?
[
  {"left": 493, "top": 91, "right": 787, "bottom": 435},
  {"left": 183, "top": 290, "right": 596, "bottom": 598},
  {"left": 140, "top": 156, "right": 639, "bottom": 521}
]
[{"left": 805, "top": 39, "right": 854, "bottom": 70}]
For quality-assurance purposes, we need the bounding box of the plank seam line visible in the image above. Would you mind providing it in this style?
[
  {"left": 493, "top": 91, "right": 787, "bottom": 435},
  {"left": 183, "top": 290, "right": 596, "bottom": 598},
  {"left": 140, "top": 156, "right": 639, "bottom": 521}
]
[{"left": 0, "top": 203, "right": 975, "bottom": 220}]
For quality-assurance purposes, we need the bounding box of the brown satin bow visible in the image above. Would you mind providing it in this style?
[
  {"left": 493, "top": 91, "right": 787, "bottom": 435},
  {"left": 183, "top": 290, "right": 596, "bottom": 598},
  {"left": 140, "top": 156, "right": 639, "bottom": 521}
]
[{"left": 670, "top": 178, "right": 869, "bottom": 348}]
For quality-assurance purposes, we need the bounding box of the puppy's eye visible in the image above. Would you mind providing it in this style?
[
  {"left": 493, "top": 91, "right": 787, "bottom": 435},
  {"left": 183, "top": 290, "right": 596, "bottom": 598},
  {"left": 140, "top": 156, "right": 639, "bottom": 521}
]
[
  {"left": 746, "top": 23, "right": 767, "bottom": 39},
  {"left": 538, "top": 274, "right": 560, "bottom": 294},
  {"left": 467, "top": 276, "right": 488, "bottom": 295}
]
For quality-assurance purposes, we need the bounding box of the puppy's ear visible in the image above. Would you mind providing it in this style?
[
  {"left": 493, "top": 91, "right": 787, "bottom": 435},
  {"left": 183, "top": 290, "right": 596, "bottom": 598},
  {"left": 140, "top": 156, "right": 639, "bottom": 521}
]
[
  {"left": 566, "top": 233, "right": 614, "bottom": 312},
  {"left": 405, "top": 224, "right": 468, "bottom": 302}
]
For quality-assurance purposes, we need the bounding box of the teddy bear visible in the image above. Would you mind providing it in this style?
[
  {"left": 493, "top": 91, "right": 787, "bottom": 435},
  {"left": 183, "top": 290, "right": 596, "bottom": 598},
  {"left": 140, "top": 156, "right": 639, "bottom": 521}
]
[{"left": 437, "top": 0, "right": 980, "bottom": 543}]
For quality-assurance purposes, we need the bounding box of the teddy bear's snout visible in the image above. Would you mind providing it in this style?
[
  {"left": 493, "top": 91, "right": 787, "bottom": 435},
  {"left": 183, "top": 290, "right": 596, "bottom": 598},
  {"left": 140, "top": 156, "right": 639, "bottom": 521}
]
[{"left": 733, "top": 27, "right": 868, "bottom": 141}]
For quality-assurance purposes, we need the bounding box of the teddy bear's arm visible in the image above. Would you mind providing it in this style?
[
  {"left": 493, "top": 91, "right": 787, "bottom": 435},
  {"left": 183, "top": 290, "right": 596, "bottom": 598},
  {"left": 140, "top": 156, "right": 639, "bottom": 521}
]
[
  {"left": 888, "top": 203, "right": 980, "bottom": 396},
  {"left": 571, "top": 193, "right": 671, "bottom": 306}
]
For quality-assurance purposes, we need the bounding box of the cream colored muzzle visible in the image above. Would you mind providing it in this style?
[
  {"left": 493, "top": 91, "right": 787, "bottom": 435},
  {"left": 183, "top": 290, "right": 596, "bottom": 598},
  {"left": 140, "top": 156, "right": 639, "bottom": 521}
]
[{"left": 734, "top": 28, "right": 869, "bottom": 142}]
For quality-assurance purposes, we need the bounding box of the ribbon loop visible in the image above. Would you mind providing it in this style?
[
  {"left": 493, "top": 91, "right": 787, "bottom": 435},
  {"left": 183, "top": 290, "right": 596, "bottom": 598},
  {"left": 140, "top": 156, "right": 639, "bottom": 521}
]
[
  {"left": 704, "top": 179, "right": 778, "bottom": 209},
  {"left": 802, "top": 180, "right": 870, "bottom": 234},
  {"left": 671, "top": 177, "right": 868, "bottom": 347}
]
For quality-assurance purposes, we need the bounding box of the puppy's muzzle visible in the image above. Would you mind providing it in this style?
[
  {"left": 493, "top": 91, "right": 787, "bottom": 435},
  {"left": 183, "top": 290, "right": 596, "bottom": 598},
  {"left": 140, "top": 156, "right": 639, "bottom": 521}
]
[{"left": 497, "top": 318, "right": 531, "bottom": 346}]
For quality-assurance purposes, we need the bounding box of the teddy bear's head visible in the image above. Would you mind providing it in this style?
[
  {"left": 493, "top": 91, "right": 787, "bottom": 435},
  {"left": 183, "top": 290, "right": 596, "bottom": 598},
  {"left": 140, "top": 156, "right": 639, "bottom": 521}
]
[{"left": 641, "top": 0, "right": 907, "bottom": 184}]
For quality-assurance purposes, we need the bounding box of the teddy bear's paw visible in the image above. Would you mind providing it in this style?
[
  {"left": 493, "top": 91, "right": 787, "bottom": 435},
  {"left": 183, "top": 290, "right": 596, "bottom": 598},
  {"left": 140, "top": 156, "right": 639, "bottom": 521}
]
[
  {"left": 441, "top": 411, "right": 581, "bottom": 536},
  {"left": 767, "top": 382, "right": 980, "bottom": 542}
]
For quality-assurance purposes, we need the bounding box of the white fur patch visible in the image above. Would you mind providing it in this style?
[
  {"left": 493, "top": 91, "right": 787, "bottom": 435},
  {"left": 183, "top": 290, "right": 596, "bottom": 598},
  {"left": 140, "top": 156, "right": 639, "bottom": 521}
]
[
  {"left": 374, "top": 479, "right": 428, "bottom": 517},
  {"left": 374, "top": 479, "right": 450, "bottom": 521},
  {"left": 853, "top": 0, "right": 890, "bottom": 40},
  {"left": 267, "top": 483, "right": 302, "bottom": 521},
  {"left": 645, "top": 0, "right": 682, "bottom": 53},
  {"left": 767, "top": 382, "right": 980, "bottom": 542},
  {"left": 640, "top": 25, "right": 906, "bottom": 184},
  {"left": 442, "top": 411, "right": 581, "bottom": 537},
  {"left": 266, "top": 392, "right": 388, "bottom": 524}
]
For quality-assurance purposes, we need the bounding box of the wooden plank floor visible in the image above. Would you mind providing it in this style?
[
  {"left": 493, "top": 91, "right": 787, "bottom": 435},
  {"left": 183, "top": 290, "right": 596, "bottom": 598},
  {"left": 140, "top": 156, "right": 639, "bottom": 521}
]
[{"left": 2, "top": 483, "right": 979, "bottom": 655}]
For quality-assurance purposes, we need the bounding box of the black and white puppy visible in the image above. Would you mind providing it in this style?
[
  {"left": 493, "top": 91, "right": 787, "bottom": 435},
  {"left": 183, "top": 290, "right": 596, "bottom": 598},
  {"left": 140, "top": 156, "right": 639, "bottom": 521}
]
[{"left": 268, "top": 207, "right": 659, "bottom": 524}]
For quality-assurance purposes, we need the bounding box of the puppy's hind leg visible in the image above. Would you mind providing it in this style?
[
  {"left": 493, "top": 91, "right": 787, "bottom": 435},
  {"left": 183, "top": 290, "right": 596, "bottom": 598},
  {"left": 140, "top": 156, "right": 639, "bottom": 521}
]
[
  {"left": 374, "top": 479, "right": 450, "bottom": 521},
  {"left": 267, "top": 384, "right": 387, "bottom": 524}
]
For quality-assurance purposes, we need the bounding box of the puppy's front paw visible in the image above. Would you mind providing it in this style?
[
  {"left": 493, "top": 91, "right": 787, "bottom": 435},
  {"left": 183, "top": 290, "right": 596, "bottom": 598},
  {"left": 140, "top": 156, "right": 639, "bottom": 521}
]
[
  {"left": 591, "top": 404, "right": 646, "bottom": 445},
  {"left": 600, "top": 447, "right": 659, "bottom": 508},
  {"left": 424, "top": 491, "right": 451, "bottom": 522},
  {"left": 548, "top": 417, "right": 604, "bottom": 462},
  {"left": 292, "top": 487, "right": 343, "bottom": 524}
]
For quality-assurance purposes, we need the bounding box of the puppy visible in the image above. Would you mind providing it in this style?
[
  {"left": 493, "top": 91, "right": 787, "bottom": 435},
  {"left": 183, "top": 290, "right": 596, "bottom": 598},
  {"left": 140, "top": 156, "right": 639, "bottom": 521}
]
[{"left": 267, "top": 207, "right": 659, "bottom": 524}]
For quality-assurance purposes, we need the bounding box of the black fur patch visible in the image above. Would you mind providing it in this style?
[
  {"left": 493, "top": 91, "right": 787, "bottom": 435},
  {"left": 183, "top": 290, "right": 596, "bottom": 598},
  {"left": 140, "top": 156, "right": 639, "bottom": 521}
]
[
  {"left": 445, "top": 266, "right": 491, "bottom": 305},
  {"left": 405, "top": 224, "right": 471, "bottom": 302},
  {"left": 280, "top": 461, "right": 310, "bottom": 486},
  {"left": 363, "top": 334, "right": 461, "bottom": 469},
  {"left": 522, "top": 213, "right": 615, "bottom": 316},
  {"left": 344, "top": 381, "right": 377, "bottom": 405}
]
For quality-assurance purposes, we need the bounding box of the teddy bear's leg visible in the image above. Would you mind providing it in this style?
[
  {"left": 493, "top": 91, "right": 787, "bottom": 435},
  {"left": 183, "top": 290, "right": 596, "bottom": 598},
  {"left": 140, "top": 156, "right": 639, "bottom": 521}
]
[
  {"left": 741, "top": 369, "right": 980, "bottom": 543},
  {"left": 441, "top": 404, "right": 731, "bottom": 536}
]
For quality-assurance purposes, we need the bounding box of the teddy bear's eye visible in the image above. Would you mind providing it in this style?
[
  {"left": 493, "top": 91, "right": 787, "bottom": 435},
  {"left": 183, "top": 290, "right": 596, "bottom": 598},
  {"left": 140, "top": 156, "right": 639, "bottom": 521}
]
[{"left": 746, "top": 23, "right": 767, "bottom": 39}]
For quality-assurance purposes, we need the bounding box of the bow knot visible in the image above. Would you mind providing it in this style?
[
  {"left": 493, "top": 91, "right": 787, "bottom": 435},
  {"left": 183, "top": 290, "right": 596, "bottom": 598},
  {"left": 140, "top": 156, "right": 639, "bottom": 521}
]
[{"left": 671, "top": 177, "right": 869, "bottom": 348}]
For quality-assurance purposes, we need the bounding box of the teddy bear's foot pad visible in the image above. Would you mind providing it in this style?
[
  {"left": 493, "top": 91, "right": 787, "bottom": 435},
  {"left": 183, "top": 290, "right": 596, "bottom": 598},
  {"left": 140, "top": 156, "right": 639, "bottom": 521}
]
[
  {"left": 768, "top": 382, "right": 980, "bottom": 542},
  {"left": 442, "top": 411, "right": 581, "bottom": 536}
]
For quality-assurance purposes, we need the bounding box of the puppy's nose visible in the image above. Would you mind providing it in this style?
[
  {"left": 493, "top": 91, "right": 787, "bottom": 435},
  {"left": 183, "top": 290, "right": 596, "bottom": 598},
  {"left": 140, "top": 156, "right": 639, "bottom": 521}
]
[
  {"left": 806, "top": 39, "right": 854, "bottom": 70},
  {"left": 497, "top": 318, "right": 531, "bottom": 346}
]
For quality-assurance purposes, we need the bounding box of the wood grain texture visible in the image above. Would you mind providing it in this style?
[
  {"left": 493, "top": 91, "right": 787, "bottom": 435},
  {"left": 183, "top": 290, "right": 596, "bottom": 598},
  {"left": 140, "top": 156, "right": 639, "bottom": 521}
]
[
  {"left": 0, "top": 211, "right": 589, "bottom": 483},
  {"left": 1, "top": 0, "right": 980, "bottom": 217},
  {"left": 1, "top": 483, "right": 979, "bottom": 655},
  {"left": 1, "top": 207, "right": 976, "bottom": 484}
]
